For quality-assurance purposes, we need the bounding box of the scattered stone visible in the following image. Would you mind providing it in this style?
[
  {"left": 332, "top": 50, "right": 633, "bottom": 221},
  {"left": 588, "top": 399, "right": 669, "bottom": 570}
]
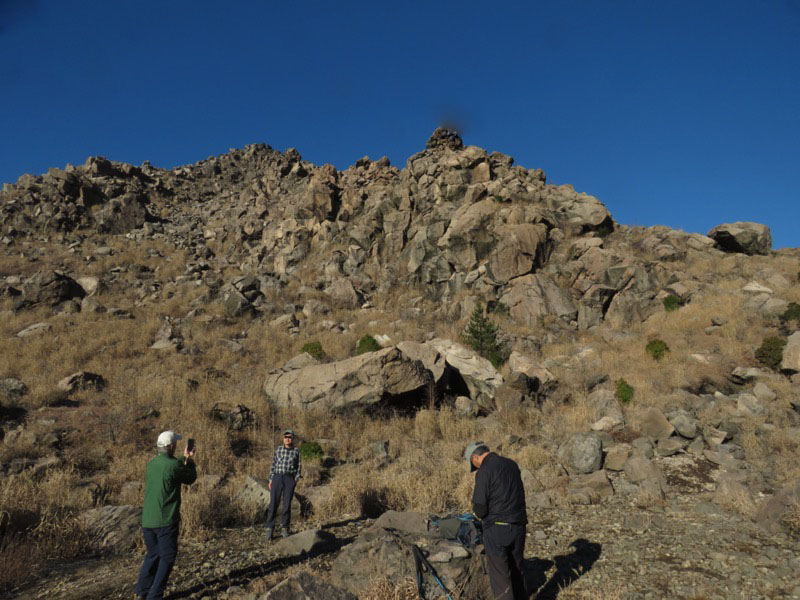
[
  {"left": 57, "top": 371, "right": 106, "bottom": 394},
  {"left": 639, "top": 407, "right": 675, "bottom": 440}
]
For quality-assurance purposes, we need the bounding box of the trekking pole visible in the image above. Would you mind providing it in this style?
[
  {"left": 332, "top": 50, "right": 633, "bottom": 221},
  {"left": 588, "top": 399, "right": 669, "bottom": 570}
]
[{"left": 412, "top": 544, "right": 454, "bottom": 600}]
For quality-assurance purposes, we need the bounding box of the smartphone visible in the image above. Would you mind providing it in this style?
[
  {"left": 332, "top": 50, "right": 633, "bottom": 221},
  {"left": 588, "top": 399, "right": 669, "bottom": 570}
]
[{"left": 186, "top": 438, "right": 195, "bottom": 453}]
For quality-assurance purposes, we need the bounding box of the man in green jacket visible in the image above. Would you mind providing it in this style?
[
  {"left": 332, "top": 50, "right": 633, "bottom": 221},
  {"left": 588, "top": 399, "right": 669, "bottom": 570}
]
[{"left": 135, "top": 430, "right": 197, "bottom": 600}]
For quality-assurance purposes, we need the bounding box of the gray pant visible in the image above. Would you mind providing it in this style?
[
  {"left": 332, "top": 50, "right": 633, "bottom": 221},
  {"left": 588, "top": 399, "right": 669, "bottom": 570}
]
[
  {"left": 484, "top": 523, "right": 526, "bottom": 600},
  {"left": 265, "top": 474, "right": 296, "bottom": 532}
]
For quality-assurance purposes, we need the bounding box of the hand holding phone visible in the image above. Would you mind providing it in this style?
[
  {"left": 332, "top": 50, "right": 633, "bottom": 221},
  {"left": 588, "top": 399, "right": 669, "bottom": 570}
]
[{"left": 186, "top": 438, "right": 195, "bottom": 457}]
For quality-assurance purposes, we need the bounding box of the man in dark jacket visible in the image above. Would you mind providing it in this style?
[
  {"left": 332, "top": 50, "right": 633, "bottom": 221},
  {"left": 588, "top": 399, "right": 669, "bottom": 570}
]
[
  {"left": 135, "top": 430, "right": 197, "bottom": 600},
  {"left": 466, "top": 441, "right": 527, "bottom": 600}
]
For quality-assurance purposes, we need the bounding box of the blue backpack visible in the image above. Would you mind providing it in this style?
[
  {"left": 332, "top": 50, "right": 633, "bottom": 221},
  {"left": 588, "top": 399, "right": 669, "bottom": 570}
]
[{"left": 430, "top": 513, "right": 483, "bottom": 548}]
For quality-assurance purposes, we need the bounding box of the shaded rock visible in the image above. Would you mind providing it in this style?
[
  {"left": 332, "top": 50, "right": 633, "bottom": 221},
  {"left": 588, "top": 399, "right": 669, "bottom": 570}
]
[
  {"left": 56, "top": 371, "right": 106, "bottom": 394},
  {"left": 0, "top": 378, "right": 28, "bottom": 401},
  {"left": 21, "top": 271, "right": 85, "bottom": 307},
  {"left": 708, "top": 221, "right": 772, "bottom": 255},
  {"left": 95, "top": 192, "right": 151, "bottom": 233},
  {"left": 262, "top": 572, "right": 356, "bottom": 600},
  {"left": 209, "top": 403, "right": 255, "bottom": 430},
  {"left": 369, "top": 510, "right": 429, "bottom": 534},
  {"left": 79, "top": 505, "right": 142, "bottom": 554},
  {"left": 427, "top": 338, "right": 503, "bottom": 411}
]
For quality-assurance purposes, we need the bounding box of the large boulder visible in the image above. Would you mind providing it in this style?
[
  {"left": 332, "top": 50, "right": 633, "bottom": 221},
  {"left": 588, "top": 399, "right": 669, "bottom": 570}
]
[
  {"left": 263, "top": 347, "right": 431, "bottom": 412},
  {"left": 558, "top": 433, "right": 603, "bottom": 475},
  {"left": 707, "top": 222, "right": 772, "bottom": 255},
  {"left": 79, "top": 505, "right": 142, "bottom": 554}
]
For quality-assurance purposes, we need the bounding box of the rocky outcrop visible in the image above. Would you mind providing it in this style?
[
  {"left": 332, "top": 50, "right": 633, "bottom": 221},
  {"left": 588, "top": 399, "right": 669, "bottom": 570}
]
[
  {"left": 708, "top": 221, "right": 772, "bottom": 255},
  {"left": 263, "top": 347, "right": 431, "bottom": 412}
]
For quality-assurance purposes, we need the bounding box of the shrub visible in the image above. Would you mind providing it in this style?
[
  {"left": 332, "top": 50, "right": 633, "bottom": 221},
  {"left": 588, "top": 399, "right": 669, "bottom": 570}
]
[
  {"left": 755, "top": 336, "right": 786, "bottom": 371},
  {"left": 615, "top": 378, "right": 634, "bottom": 404},
  {"left": 300, "top": 340, "right": 326, "bottom": 361},
  {"left": 780, "top": 302, "right": 800, "bottom": 324},
  {"left": 645, "top": 338, "right": 670, "bottom": 361},
  {"left": 300, "top": 441, "right": 324, "bottom": 462},
  {"left": 356, "top": 335, "right": 381, "bottom": 355},
  {"left": 662, "top": 295, "right": 681, "bottom": 312},
  {"left": 462, "top": 304, "right": 508, "bottom": 368}
]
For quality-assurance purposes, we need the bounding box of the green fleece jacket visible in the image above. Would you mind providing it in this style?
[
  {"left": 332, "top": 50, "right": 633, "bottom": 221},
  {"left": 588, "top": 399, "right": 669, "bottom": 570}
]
[{"left": 141, "top": 453, "right": 197, "bottom": 528}]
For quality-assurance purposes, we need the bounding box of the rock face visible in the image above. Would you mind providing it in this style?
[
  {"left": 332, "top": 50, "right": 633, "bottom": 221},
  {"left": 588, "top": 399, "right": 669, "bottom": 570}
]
[
  {"left": 0, "top": 130, "right": 655, "bottom": 332},
  {"left": 708, "top": 222, "right": 772, "bottom": 255}
]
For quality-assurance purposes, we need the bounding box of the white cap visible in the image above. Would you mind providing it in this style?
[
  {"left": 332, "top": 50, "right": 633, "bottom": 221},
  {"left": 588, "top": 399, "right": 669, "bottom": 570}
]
[{"left": 157, "top": 430, "right": 182, "bottom": 447}]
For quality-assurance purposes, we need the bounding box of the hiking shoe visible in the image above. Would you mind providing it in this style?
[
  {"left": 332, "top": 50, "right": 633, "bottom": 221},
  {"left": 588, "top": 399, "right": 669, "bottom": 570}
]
[
  {"left": 265, "top": 528, "right": 273, "bottom": 541},
  {"left": 281, "top": 529, "right": 290, "bottom": 538}
]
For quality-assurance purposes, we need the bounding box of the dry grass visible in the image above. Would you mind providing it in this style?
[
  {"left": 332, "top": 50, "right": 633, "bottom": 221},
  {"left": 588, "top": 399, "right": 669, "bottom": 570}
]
[
  {"left": 781, "top": 499, "right": 800, "bottom": 534},
  {"left": 359, "top": 576, "right": 420, "bottom": 600}
]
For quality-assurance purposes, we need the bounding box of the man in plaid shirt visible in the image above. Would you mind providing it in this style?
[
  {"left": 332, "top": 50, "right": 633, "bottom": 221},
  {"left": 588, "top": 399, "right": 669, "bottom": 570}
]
[{"left": 265, "top": 429, "right": 302, "bottom": 540}]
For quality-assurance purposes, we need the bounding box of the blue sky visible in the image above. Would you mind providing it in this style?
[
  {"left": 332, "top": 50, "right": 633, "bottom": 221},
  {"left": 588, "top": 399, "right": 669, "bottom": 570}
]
[{"left": 1, "top": 1, "right": 798, "bottom": 248}]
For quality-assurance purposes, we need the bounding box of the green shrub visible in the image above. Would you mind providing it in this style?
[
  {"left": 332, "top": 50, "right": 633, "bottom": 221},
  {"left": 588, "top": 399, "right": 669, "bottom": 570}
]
[
  {"left": 356, "top": 335, "right": 381, "bottom": 355},
  {"left": 645, "top": 338, "right": 670, "bottom": 361},
  {"left": 615, "top": 378, "right": 634, "bottom": 404},
  {"left": 780, "top": 302, "right": 800, "bottom": 323},
  {"left": 662, "top": 295, "right": 681, "bottom": 312},
  {"left": 300, "top": 340, "right": 326, "bottom": 361},
  {"left": 755, "top": 336, "right": 786, "bottom": 371},
  {"left": 300, "top": 441, "right": 324, "bottom": 462},
  {"left": 462, "top": 304, "right": 509, "bottom": 368}
]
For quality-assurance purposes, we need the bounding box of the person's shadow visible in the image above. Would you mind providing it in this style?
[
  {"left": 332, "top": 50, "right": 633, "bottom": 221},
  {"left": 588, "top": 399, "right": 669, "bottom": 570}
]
[{"left": 526, "top": 538, "right": 602, "bottom": 599}]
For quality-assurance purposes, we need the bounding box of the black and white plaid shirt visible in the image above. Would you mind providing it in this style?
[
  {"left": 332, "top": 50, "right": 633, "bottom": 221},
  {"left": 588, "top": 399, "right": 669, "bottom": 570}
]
[{"left": 269, "top": 445, "right": 301, "bottom": 481}]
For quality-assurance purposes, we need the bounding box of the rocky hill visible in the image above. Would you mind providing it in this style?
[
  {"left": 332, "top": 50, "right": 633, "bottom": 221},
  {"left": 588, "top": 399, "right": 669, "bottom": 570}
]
[{"left": 1, "top": 129, "right": 799, "bottom": 599}]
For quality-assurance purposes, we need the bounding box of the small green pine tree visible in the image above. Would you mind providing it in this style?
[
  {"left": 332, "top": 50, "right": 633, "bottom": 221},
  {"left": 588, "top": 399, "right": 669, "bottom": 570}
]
[{"left": 463, "top": 304, "right": 508, "bottom": 368}]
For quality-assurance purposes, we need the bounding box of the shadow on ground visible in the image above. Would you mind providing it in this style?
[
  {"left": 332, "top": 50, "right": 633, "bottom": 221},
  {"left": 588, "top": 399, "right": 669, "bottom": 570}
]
[{"left": 526, "top": 538, "right": 602, "bottom": 599}]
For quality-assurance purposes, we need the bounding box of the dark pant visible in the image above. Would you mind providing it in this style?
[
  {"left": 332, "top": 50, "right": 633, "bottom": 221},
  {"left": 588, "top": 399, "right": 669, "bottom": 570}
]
[
  {"left": 266, "top": 474, "right": 296, "bottom": 532},
  {"left": 135, "top": 524, "right": 179, "bottom": 600},
  {"left": 484, "top": 523, "right": 526, "bottom": 600}
]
